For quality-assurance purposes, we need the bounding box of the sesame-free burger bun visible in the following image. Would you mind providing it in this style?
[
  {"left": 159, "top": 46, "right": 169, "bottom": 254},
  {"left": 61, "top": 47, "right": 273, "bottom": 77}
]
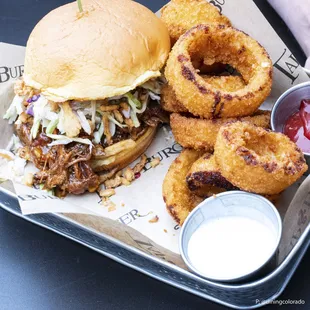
[{"left": 23, "top": 0, "right": 171, "bottom": 102}]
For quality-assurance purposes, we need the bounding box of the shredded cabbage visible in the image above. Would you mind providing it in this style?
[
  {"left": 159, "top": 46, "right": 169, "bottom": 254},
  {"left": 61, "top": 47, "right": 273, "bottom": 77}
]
[
  {"left": 93, "top": 122, "right": 104, "bottom": 144},
  {"left": 30, "top": 96, "right": 59, "bottom": 138},
  {"left": 130, "top": 109, "right": 140, "bottom": 128},
  {"left": 96, "top": 110, "right": 127, "bottom": 129},
  {"left": 6, "top": 134, "right": 23, "bottom": 153},
  {"left": 126, "top": 94, "right": 140, "bottom": 127},
  {"left": 48, "top": 139, "right": 72, "bottom": 146},
  {"left": 141, "top": 79, "right": 162, "bottom": 94},
  {"left": 125, "top": 92, "right": 151, "bottom": 127},
  {"left": 125, "top": 93, "right": 142, "bottom": 109},
  {"left": 13, "top": 135, "right": 23, "bottom": 152},
  {"left": 0, "top": 150, "right": 26, "bottom": 183},
  {"left": 91, "top": 101, "right": 96, "bottom": 126},
  {"left": 77, "top": 110, "right": 91, "bottom": 134},
  {"left": 149, "top": 92, "right": 161, "bottom": 101},
  {"left": 39, "top": 183, "right": 54, "bottom": 195},
  {"left": 47, "top": 134, "right": 93, "bottom": 149},
  {"left": 107, "top": 114, "right": 127, "bottom": 129},
  {"left": 95, "top": 116, "right": 101, "bottom": 124},
  {"left": 138, "top": 93, "right": 150, "bottom": 113},
  {"left": 3, "top": 95, "right": 25, "bottom": 124},
  {"left": 126, "top": 93, "right": 148, "bottom": 114},
  {"left": 32, "top": 96, "right": 48, "bottom": 119},
  {"left": 46, "top": 119, "right": 59, "bottom": 135},
  {"left": 109, "top": 120, "right": 116, "bottom": 136},
  {"left": 42, "top": 118, "right": 50, "bottom": 128},
  {"left": 57, "top": 107, "right": 65, "bottom": 134},
  {"left": 137, "top": 101, "right": 148, "bottom": 114},
  {"left": 122, "top": 107, "right": 131, "bottom": 119},
  {"left": 31, "top": 119, "right": 41, "bottom": 139}
]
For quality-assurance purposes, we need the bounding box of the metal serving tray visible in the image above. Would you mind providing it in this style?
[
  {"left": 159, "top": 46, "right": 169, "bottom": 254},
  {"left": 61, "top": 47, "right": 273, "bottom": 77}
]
[
  {"left": 1, "top": 187, "right": 309, "bottom": 309},
  {"left": 1, "top": 1, "right": 310, "bottom": 308}
]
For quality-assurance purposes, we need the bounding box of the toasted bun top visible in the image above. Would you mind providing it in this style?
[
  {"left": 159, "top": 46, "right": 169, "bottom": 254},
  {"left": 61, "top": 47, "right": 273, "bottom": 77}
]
[{"left": 23, "top": 0, "right": 170, "bottom": 102}]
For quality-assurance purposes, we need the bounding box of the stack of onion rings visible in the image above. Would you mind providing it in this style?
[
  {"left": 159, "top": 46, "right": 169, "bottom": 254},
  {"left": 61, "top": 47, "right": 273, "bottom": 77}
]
[{"left": 160, "top": 1, "right": 307, "bottom": 226}]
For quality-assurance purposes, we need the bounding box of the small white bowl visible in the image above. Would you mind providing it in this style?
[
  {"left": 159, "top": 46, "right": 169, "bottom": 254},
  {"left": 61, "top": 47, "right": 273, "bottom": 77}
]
[{"left": 179, "top": 191, "right": 282, "bottom": 283}]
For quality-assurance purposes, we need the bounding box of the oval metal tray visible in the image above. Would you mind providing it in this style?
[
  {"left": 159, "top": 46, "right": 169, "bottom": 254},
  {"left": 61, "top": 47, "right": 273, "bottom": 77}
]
[{"left": 0, "top": 188, "right": 309, "bottom": 309}]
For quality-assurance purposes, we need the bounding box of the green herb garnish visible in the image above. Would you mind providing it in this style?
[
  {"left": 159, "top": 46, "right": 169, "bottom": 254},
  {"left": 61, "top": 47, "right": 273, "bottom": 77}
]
[{"left": 77, "top": 0, "right": 83, "bottom": 12}]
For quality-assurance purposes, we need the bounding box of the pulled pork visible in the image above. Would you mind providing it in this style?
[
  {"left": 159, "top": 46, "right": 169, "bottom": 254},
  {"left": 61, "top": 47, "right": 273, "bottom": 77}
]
[
  {"left": 14, "top": 97, "right": 168, "bottom": 196},
  {"left": 16, "top": 123, "right": 99, "bottom": 197},
  {"left": 34, "top": 144, "right": 99, "bottom": 197},
  {"left": 34, "top": 143, "right": 100, "bottom": 196},
  {"left": 141, "top": 101, "right": 169, "bottom": 126}
]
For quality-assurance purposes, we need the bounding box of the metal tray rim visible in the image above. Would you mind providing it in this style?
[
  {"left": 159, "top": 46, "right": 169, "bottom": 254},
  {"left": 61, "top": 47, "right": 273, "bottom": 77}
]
[
  {"left": 1, "top": 186, "right": 309, "bottom": 293},
  {"left": 1, "top": 192, "right": 309, "bottom": 309}
]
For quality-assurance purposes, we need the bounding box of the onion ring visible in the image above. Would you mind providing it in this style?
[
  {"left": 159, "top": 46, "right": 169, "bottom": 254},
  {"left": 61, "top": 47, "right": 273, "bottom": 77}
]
[
  {"left": 161, "top": 75, "right": 245, "bottom": 113},
  {"left": 186, "top": 153, "right": 237, "bottom": 196},
  {"left": 160, "top": 0, "right": 231, "bottom": 44},
  {"left": 165, "top": 24, "right": 273, "bottom": 119},
  {"left": 214, "top": 121, "right": 308, "bottom": 195},
  {"left": 162, "top": 149, "right": 204, "bottom": 225},
  {"left": 161, "top": 84, "right": 187, "bottom": 113},
  {"left": 170, "top": 110, "right": 271, "bottom": 151}
]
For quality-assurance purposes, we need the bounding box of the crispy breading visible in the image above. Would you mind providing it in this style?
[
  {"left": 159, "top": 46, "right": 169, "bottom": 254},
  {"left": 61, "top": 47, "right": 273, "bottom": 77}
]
[
  {"left": 161, "top": 76, "right": 245, "bottom": 113},
  {"left": 123, "top": 167, "right": 135, "bottom": 182},
  {"left": 102, "top": 113, "right": 112, "bottom": 145},
  {"left": 61, "top": 102, "right": 81, "bottom": 138},
  {"left": 100, "top": 105, "right": 119, "bottom": 112},
  {"left": 150, "top": 157, "right": 161, "bottom": 168},
  {"left": 186, "top": 153, "right": 237, "bottom": 197},
  {"left": 170, "top": 110, "right": 271, "bottom": 151},
  {"left": 104, "top": 176, "right": 122, "bottom": 189},
  {"left": 161, "top": 0, "right": 231, "bottom": 44},
  {"left": 98, "top": 168, "right": 118, "bottom": 183},
  {"left": 14, "top": 79, "right": 33, "bottom": 97},
  {"left": 113, "top": 110, "right": 124, "bottom": 123},
  {"left": 161, "top": 84, "right": 188, "bottom": 113},
  {"left": 99, "top": 188, "right": 116, "bottom": 198},
  {"left": 162, "top": 149, "right": 204, "bottom": 225},
  {"left": 214, "top": 122, "right": 308, "bottom": 195},
  {"left": 133, "top": 154, "right": 147, "bottom": 174},
  {"left": 165, "top": 25, "right": 273, "bottom": 119},
  {"left": 23, "top": 173, "right": 34, "bottom": 187}
]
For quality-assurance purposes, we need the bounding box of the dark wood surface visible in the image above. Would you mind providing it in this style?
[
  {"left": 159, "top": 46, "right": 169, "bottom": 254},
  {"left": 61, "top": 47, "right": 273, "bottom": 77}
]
[{"left": 0, "top": 1, "right": 308, "bottom": 309}]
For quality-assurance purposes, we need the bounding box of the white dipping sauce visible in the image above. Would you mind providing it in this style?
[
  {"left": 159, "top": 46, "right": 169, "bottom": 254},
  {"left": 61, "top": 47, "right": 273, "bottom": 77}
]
[{"left": 187, "top": 216, "right": 277, "bottom": 280}]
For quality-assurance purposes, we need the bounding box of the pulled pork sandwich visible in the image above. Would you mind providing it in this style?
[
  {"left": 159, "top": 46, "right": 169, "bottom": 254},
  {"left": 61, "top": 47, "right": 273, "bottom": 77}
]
[{"left": 3, "top": 0, "right": 170, "bottom": 196}]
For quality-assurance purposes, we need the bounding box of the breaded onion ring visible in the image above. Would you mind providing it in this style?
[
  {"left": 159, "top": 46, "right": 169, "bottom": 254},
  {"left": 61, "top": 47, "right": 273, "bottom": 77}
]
[
  {"left": 214, "top": 122, "right": 308, "bottom": 195},
  {"left": 186, "top": 153, "right": 237, "bottom": 196},
  {"left": 160, "top": 0, "right": 231, "bottom": 44},
  {"left": 187, "top": 153, "right": 280, "bottom": 203},
  {"left": 165, "top": 24, "right": 273, "bottom": 119},
  {"left": 161, "top": 75, "right": 245, "bottom": 113},
  {"left": 162, "top": 149, "right": 204, "bottom": 225},
  {"left": 170, "top": 110, "right": 271, "bottom": 151},
  {"left": 161, "top": 84, "right": 188, "bottom": 113}
]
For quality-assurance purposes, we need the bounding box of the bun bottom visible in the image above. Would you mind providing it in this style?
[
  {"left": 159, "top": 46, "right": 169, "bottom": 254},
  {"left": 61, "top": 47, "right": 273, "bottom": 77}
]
[{"left": 90, "top": 125, "right": 157, "bottom": 172}]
